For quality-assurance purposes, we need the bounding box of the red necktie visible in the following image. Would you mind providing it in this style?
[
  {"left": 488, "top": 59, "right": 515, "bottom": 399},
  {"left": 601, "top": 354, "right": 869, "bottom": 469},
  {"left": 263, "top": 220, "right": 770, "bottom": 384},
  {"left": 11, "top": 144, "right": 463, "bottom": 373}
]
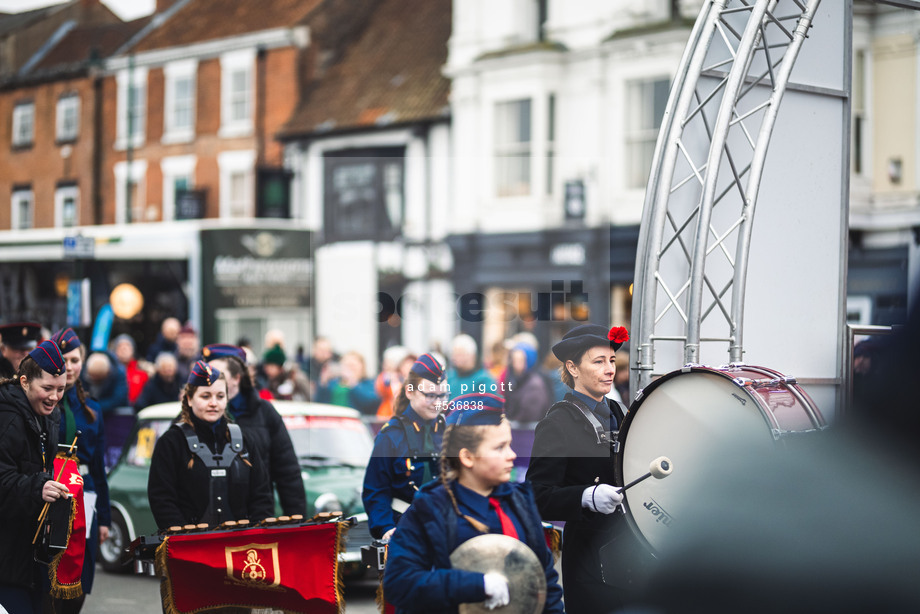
[{"left": 489, "top": 497, "right": 519, "bottom": 539}]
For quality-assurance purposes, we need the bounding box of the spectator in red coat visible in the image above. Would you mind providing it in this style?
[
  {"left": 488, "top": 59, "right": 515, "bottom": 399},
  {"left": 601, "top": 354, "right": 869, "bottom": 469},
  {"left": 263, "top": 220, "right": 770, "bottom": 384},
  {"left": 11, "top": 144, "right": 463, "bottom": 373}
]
[{"left": 113, "top": 334, "right": 150, "bottom": 406}]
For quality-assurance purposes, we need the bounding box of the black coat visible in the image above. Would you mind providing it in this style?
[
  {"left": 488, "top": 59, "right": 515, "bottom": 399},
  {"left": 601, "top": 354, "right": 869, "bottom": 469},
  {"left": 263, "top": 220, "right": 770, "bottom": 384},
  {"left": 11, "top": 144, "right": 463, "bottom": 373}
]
[
  {"left": 134, "top": 373, "right": 182, "bottom": 411},
  {"left": 147, "top": 414, "right": 274, "bottom": 529},
  {"left": 0, "top": 381, "right": 59, "bottom": 589},
  {"left": 231, "top": 388, "right": 306, "bottom": 515},
  {"left": 527, "top": 393, "right": 649, "bottom": 613}
]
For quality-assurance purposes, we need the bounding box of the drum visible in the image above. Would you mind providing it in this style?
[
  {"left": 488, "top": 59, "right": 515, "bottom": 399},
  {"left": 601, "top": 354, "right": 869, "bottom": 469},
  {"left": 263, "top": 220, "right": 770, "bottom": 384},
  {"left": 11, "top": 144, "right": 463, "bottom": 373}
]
[{"left": 615, "top": 364, "right": 826, "bottom": 554}]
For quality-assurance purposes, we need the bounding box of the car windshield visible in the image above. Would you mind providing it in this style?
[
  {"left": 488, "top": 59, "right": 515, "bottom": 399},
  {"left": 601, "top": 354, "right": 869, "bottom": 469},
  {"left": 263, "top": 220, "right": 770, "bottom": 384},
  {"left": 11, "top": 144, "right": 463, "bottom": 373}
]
[
  {"left": 125, "top": 419, "right": 175, "bottom": 467},
  {"left": 283, "top": 415, "right": 373, "bottom": 468}
]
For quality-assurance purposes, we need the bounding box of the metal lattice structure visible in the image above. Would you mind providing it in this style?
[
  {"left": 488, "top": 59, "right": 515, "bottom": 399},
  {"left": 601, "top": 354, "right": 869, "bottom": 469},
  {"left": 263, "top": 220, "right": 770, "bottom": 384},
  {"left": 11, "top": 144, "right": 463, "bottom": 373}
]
[{"left": 631, "top": 0, "right": 823, "bottom": 391}]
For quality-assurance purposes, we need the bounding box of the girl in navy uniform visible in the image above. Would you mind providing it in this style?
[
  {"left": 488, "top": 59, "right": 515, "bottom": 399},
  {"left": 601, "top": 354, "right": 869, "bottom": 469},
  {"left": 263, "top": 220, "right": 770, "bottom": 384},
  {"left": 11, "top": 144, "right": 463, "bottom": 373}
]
[
  {"left": 362, "top": 353, "right": 448, "bottom": 540},
  {"left": 147, "top": 361, "right": 273, "bottom": 530},
  {"left": 383, "top": 393, "right": 564, "bottom": 614},
  {"left": 0, "top": 340, "right": 68, "bottom": 614},
  {"left": 46, "top": 328, "right": 110, "bottom": 614}
]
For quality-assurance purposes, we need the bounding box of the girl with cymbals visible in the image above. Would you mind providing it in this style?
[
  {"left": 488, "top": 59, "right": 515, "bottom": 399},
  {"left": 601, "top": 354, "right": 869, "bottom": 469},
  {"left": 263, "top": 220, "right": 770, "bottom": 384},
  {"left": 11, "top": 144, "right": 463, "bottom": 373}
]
[{"left": 383, "top": 393, "right": 564, "bottom": 614}]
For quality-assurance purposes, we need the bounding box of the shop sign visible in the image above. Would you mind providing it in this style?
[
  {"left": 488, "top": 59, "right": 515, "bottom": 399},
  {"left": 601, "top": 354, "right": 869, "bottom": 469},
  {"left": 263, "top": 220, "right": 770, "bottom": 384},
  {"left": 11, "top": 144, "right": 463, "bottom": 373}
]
[{"left": 201, "top": 228, "right": 312, "bottom": 311}]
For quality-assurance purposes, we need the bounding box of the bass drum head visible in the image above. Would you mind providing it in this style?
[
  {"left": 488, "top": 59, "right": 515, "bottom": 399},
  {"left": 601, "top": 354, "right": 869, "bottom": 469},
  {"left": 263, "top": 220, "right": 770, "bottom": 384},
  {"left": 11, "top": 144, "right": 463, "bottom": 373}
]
[{"left": 616, "top": 369, "right": 777, "bottom": 553}]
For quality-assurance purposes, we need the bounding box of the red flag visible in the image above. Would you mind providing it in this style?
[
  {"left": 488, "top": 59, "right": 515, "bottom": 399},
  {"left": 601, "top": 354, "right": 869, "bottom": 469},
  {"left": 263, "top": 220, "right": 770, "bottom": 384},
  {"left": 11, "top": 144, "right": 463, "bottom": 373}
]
[
  {"left": 49, "top": 453, "right": 86, "bottom": 599},
  {"left": 156, "top": 522, "right": 345, "bottom": 614}
]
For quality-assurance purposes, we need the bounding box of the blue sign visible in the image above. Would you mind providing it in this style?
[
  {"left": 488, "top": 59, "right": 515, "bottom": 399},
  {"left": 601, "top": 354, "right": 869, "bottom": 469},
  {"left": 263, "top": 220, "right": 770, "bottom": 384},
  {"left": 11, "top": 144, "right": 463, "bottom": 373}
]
[
  {"left": 66, "top": 281, "right": 83, "bottom": 327},
  {"left": 91, "top": 304, "right": 114, "bottom": 352}
]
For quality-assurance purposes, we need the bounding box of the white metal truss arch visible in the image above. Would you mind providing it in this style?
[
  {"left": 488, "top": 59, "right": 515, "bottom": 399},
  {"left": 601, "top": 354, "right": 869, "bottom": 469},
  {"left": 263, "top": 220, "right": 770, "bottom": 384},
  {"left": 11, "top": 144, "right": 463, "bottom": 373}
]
[{"left": 631, "top": 0, "right": 822, "bottom": 391}]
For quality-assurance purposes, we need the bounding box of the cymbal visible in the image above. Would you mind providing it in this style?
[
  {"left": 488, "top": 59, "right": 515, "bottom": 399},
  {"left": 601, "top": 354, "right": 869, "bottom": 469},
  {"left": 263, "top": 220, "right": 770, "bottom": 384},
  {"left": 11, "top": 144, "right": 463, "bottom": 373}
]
[{"left": 449, "top": 534, "right": 546, "bottom": 614}]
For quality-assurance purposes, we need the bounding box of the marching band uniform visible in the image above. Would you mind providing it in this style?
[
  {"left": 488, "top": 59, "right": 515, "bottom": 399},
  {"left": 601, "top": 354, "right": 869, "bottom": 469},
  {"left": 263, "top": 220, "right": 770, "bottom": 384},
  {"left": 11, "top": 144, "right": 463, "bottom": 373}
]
[
  {"left": 50, "top": 328, "right": 111, "bottom": 606},
  {"left": 0, "top": 341, "right": 65, "bottom": 614},
  {"left": 383, "top": 394, "right": 564, "bottom": 614},
  {"left": 362, "top": 353, "right": 446, "bottom": 539},
  {"left": 148, "top": 362, "right": 273, "bottom": 530},
  {"left": 528, "top": 324, "right": 647, "bottom": 613},
  {"left": 202, "top": 344, "right": 306, "bottom": 516}
]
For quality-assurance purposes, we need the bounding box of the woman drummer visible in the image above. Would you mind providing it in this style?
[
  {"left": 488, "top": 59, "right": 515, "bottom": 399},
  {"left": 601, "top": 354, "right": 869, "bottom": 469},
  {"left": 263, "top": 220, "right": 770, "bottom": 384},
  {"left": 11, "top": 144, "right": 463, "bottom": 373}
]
[
  {"left": 47, "top": 328, "right": 110, "bottom": 614},
  {"left": 362, "top": 353, "right": 448, "bottom": 540},
  {"left": 383, "top": 393, "right": 564, "bottom": 613},
  {"left": 147, "top": 360, "right": 273, "bottom": 530},
  {"left": 526, "top": 323, "right": 638, "bottom": 613},
  {"left": 0, "top": 340, "right": 68, "bottom": 614}
]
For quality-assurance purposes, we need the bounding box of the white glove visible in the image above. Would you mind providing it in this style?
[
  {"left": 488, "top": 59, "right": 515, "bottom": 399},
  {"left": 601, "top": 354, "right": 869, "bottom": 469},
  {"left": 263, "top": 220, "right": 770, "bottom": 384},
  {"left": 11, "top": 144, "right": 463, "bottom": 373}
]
[
  {"left": 483, "top": 572, "right": 510, "bottom": 610},
  {"left": 380, "top": 528, "right": 396, "bottom": 544},
  {"left": 582, "top": 484, "right": 623, "bottom": 514}
]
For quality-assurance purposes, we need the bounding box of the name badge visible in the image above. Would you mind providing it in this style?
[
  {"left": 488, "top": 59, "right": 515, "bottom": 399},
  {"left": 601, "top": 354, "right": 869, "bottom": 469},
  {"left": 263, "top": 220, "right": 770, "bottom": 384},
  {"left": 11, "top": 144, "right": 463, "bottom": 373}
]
[{"left": 211, "top": 469, "right": 227, "bottom": 477}]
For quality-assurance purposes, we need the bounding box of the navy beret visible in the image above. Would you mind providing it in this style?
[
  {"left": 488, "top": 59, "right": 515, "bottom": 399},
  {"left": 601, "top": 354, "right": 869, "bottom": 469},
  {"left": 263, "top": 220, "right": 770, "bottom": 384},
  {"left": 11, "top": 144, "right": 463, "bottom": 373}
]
[
  {"left": 201, "top": 343, "right": 246, "bottom": 363},
  {"left": 188, "top": 360, "right": 221, "bottom": 387},
  {"left": 411, "top": 352, "right": 444, "bottom": 384},
  {"left": 28, "top": 339, "right": 65, "bottom": 377},
  {"left": 51, "top": 327, "right": 81, "bottom": 353},
  {"left": 446, "top": 393, "right": 506, "bottom": 426}
]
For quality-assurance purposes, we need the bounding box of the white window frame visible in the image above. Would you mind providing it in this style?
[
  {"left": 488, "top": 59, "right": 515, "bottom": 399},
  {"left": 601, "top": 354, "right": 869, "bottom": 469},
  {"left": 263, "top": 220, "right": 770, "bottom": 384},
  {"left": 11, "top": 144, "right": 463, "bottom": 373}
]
[
  {"left": 493, "top": 98, "right": 532, "bottom": 198},
  {"left": 56, "top": 93, "right": 80, "bottom": 142},
  {"left": 114, "top": 159, "right": 147, "bottom": 224},
  {"left": 161, "top": 155, "right": 197, "bottom": 222},
  {"left": 12, "top": 102, "right": 35, "bottom": 147},
  {"left": 116, "top": 66, "right": 148, "bottom": 150},
  {"left": 218, "top": 149, "right": 256, "bottom": 219},
  {"left": 55, "top": 185, "right": 80, "bottom": 228},
  {"left": 11, "top": 188, "right": 34, "bottom": 229},
  {"left": 219, "top": 49, "right": 255, "bottom": 138},
  {"left": 625, "top": 77, "right": 670, "bottom": 190},
  {"left": 163, "top": 59, "right": 197, "bottom": 144}
]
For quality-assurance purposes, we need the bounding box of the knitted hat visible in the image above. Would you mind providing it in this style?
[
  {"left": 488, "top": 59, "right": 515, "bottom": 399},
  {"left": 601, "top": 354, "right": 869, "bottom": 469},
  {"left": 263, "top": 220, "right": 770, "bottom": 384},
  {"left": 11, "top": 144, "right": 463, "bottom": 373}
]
[{"left": 262, "top": 344, "right": 286, "bottom": 367}]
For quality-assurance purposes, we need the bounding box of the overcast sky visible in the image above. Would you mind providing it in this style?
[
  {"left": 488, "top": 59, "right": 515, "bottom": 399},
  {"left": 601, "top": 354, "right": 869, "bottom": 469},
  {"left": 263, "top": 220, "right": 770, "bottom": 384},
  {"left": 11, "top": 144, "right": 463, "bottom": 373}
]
[{"left": 0, "top": 0, "right": 154, "bottom": 21}]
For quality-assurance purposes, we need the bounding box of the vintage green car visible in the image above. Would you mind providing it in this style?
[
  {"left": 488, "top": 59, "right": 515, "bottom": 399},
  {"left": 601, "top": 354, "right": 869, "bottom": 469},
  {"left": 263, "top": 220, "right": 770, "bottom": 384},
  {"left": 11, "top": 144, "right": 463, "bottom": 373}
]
[{"left": 99, "top": 400, "right": 374, "bottom": 576}]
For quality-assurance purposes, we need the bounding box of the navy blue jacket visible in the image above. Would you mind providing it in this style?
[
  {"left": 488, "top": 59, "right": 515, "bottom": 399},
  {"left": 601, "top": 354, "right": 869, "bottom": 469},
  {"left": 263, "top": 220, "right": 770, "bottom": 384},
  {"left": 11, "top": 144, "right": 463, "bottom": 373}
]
[
  {"left": 383, "top": 480, "right": 565, "bottom": 614},
  {"left": 58, "top": 387, "right": 111, "bottom": 529},
  {"left": 362, "top": 406, "right": 444, "bottom": 538}
]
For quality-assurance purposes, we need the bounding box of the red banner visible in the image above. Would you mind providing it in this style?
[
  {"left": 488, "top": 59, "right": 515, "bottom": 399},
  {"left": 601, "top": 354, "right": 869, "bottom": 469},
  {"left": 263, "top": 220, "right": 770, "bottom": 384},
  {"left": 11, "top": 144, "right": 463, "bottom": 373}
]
[
  {"left": 49, "top": 453, "right": 86, "bottom": 599},
  {"left": 156, "top": 522, "right": 345, "bottom": 614}
]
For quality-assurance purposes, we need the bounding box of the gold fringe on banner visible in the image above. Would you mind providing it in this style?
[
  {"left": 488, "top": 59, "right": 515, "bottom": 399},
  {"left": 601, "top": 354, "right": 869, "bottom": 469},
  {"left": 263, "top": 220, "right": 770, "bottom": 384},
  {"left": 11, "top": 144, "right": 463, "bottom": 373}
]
[
  {"left": 155, "top": 537, "right": 181, "bottom": 614},
  {"left": 48, "top": 491, "right": 83, "bottom": 599},
  {"left": 334, "top": 521, "right": 348, "bottom": 614},
  {"left": 375, "top": 575, "right": 388, "bottom": 614}
]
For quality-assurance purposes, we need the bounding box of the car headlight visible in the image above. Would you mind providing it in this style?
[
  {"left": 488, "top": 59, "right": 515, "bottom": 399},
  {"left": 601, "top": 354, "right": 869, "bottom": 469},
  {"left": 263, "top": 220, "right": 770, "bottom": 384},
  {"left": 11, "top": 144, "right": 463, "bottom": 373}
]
[{"left": 314, "top": 492, "right": 343, "bottom": 514}]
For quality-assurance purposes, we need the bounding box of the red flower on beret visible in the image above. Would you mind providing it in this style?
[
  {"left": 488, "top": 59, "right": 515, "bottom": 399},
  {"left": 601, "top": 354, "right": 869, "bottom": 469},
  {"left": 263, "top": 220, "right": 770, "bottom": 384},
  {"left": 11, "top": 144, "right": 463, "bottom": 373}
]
[{"left": 608, "top": 326, "right": 629, "bottom": 344}]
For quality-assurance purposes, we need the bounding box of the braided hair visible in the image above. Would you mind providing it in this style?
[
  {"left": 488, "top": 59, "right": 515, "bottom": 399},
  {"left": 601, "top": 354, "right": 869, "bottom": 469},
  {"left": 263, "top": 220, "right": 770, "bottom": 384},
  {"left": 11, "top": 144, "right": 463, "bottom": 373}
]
[{"left": 438, "top": 418, "right": 510, "bottom": 534}]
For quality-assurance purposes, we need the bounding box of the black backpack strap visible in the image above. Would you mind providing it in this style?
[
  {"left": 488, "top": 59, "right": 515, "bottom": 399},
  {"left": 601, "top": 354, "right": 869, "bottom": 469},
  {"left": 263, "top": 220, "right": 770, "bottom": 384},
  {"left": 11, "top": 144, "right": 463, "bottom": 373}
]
[
  {"left": 180, "top": 422, "right": 215, "bottom": 465},
  {"left": 548, "top": 395, "right": 616, "bottom": 448}
]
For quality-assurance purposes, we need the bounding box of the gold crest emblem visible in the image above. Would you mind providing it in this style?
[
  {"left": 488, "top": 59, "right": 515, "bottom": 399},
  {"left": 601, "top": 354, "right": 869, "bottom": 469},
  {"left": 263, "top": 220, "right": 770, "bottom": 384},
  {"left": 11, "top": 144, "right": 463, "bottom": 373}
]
[{"left": 225, "top": 543, "right": 280, "bottom": 588}]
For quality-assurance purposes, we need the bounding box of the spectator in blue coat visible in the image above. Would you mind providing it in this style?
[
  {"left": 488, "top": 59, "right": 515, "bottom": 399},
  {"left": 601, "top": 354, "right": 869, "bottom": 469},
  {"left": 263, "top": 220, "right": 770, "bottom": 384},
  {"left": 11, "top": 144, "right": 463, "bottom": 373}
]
[
  {"left": 80, "top": 352, "right": 128, "bottom": 414},
  {"left": 49, "top": 329, "right": 111, "bottom": 613},
  {"left": 383, "top": 393, "right": 564, "bottom": 614},
  {"left": 362, "top": 353, "right": 447, "bottom": 540}
]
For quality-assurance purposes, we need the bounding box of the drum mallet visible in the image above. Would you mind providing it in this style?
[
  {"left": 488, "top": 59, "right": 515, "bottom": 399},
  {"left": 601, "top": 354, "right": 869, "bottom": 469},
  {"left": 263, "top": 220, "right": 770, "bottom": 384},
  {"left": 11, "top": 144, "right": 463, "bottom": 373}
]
[{"left": 621, "top": 456, "right": 673, "bottom": 492}]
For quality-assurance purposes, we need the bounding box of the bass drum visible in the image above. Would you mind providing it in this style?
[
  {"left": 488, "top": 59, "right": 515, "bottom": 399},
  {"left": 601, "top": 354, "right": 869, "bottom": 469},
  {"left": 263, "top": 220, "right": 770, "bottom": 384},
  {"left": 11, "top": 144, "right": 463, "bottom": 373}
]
[{"left": 614, "top": 364, "right": 826, "bottom": 554}]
